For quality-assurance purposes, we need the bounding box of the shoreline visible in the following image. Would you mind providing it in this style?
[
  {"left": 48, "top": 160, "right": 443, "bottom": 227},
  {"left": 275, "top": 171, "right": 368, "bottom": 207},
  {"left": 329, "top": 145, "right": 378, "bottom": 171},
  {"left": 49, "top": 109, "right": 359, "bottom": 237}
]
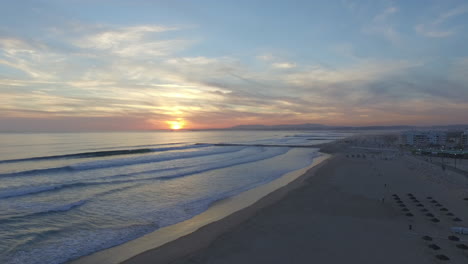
[
  {"left": 147, "top": 135, "right": 468, "bottom": 264},
  {"left": 71, "top": 152, "right": 331, "bottom": 264}
]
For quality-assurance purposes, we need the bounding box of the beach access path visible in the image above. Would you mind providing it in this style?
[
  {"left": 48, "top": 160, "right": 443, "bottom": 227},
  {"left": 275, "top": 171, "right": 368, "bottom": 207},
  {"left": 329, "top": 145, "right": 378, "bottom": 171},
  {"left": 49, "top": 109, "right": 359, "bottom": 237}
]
[{"left": 125, "top": 139, "right": 468, "bottom": 264}]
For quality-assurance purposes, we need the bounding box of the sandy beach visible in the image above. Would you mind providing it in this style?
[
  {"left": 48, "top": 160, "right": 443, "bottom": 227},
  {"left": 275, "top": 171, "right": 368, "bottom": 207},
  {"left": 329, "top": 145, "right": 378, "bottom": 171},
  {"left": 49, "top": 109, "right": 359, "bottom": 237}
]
[{"left": 118, "top": 135, "right": 468, "bottom": 264}]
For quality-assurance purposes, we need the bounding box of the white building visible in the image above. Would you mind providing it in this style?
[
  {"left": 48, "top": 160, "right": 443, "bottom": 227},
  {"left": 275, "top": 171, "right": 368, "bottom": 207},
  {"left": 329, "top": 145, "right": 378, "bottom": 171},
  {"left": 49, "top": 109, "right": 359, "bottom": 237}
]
[
  {"left": 462, "top": 131, "right": 468, "bottom": 146},
  {"left": 428, "top": 131, "right": 447, "bottom": 145},
  {"left": 401, "top": 131, "right": 447, "bottom": 146}
]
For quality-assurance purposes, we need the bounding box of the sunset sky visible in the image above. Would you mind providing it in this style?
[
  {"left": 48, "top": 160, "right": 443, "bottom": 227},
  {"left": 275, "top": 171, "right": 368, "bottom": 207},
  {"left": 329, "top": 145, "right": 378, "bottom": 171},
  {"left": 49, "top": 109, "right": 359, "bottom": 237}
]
[{"left": 1, "top": 0, "right": 468, "bottom": 131}]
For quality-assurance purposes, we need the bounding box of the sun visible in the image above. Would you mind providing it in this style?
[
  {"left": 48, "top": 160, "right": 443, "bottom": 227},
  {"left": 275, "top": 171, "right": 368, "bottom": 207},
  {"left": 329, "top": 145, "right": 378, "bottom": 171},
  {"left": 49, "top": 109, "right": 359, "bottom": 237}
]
[{"left": 166, "top": 120, "right": 186, "bottom": 130}]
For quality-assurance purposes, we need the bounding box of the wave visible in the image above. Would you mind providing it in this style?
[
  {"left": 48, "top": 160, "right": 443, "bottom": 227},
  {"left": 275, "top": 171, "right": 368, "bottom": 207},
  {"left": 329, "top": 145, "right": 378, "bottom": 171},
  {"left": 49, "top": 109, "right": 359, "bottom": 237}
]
[
  {"left": 0, "top": 144, "right": 207, "bottom": 164},
  {"left": 76, "top": 142, "right": 186, "bottom": 152},
  {"left": 0, "top": 200, "right": 87, "bottom": 224},
  {"left": 0, "top": 185, "right": 66, "bottom": 199},
  {"left": 29, "top": 199, "right": 87, "bottom": 215},
  {"left": 289, "top": 134, "right": 346, "bottom": 138},
  {"left": 0, "top": 144, "right": 220, "bottom": 178},
  {"left": 2, "top": 223, "right": 158, "bottom": 264},
  {"left": 0, "top": 185, "right": 137, "bottom": 223},
  {"left": 0, "top": 147, "right": 288, "bottom": 200}
]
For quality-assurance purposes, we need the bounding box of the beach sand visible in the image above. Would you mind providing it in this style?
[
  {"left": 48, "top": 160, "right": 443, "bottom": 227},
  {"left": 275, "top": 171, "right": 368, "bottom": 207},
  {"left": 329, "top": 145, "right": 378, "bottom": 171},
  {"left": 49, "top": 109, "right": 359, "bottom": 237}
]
[{"left": 121, "top": 136, "right": 468, "bottom": 264}]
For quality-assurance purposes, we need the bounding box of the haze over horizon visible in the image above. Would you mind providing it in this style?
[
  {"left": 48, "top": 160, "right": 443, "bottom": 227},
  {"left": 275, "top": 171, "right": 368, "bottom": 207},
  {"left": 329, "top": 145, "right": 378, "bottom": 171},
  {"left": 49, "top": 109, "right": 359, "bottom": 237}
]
[{"left": 1, "top": 0, "right": 468, "bottom": 132}]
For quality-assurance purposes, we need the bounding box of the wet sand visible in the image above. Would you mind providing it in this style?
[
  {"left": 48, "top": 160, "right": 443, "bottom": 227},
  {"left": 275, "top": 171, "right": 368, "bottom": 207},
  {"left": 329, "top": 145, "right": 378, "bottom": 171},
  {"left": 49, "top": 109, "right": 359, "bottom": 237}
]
[
  {"left": 71, "top": 152, "right": 331, "bottom": 264},
  {"left": 124, "top": 137, "right": 468, "bottom": 264}
]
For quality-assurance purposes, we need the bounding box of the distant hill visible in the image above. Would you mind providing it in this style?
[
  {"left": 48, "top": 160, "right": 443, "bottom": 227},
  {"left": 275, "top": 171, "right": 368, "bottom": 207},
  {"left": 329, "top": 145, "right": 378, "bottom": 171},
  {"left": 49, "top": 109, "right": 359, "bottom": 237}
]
[
  {"left": 224, "top": 123, "right": 468, "bottom": 131},
  {"left": 229, "top": 123, "right": 327, "bottom": 130}
]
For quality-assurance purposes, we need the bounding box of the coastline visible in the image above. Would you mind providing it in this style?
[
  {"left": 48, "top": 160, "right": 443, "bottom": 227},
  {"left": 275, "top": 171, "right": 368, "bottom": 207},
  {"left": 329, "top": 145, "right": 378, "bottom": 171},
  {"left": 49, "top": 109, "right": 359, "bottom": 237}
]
[
  {"left": 166, "top": 135, "right": 468, "bottom": 264},
  {"left": 72, "top": 134, "right": 468, "bottom": 264},
  {"left": 71, "top": 151, "right": 331, "bottom": 264}
]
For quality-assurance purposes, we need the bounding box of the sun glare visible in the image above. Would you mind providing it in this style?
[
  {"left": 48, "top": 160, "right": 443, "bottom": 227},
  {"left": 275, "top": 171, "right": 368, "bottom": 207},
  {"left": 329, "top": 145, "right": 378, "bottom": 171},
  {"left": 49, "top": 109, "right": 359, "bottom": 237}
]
[{"left": 166, "top": 120, "right": 185, "bottom": 130}]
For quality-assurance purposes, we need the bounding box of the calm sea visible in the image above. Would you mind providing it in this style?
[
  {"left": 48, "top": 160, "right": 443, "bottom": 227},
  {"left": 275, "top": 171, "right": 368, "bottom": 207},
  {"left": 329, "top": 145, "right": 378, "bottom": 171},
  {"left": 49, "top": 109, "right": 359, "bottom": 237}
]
[{"left": 0, "top": 130, "right": 348, "bottom": 264}]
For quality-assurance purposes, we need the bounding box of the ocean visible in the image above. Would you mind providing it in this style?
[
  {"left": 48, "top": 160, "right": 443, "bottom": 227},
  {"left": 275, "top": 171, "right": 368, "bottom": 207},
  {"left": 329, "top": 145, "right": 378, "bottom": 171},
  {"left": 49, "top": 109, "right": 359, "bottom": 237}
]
[{"left": 0, "top": 130, "right": 348, "bottom": 264}]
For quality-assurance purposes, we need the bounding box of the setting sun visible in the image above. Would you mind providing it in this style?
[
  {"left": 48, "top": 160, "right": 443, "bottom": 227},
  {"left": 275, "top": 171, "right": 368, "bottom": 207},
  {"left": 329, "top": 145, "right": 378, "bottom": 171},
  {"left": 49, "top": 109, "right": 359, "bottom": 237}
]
[{"left": 166, "top": 120, "right": 186, "bottom": 130}]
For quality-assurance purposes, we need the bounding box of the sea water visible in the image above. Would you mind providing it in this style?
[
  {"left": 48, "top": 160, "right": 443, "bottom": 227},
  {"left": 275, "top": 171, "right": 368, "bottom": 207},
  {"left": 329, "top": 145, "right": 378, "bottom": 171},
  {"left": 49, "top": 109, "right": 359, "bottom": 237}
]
[{"left": 0, "top": 131, "right": 348, "bottom": 264}]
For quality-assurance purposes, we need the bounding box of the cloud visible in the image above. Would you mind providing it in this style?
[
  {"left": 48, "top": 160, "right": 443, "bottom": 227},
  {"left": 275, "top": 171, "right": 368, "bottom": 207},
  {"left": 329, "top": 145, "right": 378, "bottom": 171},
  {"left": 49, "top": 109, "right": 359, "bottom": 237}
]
[
  {"left": 433, "top": 5, "right": 468, "bottom": 25},
  {"left": 0, "top": 37, "right": 58, "bottom": 79},
  {"left": 450, "top": 57, "right": 468, "bottom": 82},
  {"left": 256, "top": 54, "right": 275, "bottom": 61},
  {"left": 363, "top": 6, "right": 401, "bottom": 44},
  {"left": 283, "top": 59, "right": 420, "bottom": 85},
  {"left": 272, "top": 62, "right": 296, "bottom": 69},
  {"left": 414, "top": 24, "right": 454, "bottom": 38},
  {"left": 74, "top": 25, "right": 192, "bottom": 57},
  {"left": 1, "top": 18, "right": 468, "bottom": 131},
  {"left": 415, "top": 4, "right": 468, "bottom": 38},
  {"left": 374, "top": 7, "right": 398, "bottom": 22}
]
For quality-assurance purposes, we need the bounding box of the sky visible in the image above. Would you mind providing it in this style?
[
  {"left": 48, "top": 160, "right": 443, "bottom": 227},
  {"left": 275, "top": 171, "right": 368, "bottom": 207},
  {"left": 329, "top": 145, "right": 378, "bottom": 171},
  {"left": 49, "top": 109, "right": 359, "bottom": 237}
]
[{"left": 1, "top": 0, "right": 468, "bottom": 131}]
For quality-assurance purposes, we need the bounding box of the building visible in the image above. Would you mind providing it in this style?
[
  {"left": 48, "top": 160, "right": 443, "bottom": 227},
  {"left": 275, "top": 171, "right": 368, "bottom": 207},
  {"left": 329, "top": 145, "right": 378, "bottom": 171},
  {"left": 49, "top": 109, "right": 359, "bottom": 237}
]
[
  {"left": 462, "top": 131, "right": 468, "bottom": 147},
  {"left": 400, "top": 131, "right": 447, "bottom": 147},
  {"left": 428, "top": 131, "right": 447, "bottom": 145}
]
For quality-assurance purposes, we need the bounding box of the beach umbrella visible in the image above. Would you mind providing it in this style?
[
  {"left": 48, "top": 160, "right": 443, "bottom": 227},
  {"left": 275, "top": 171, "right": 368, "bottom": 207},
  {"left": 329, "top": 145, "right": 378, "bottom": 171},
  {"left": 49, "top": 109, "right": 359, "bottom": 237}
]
[
  {"left": 440, "top": 208, "right": 448, "bottom": 211},
  {"left": 417, "top": 204, "right": 423, "bottom": 207},
  {"left": 456, "top": 244, "right": 468, "bottom": 250},
  {"left": 428, "top": 244, "right": 441, "bottom": 250},
  {"left": 435, "top": 204, "right": 442, "bottom": 207},
  {"left": 431, "top": 200, "right": 437, "bottom": 203},
  {"left": 431, "top": 218, "right": 440, "bottom": 223},
  {"left": 406, "top": 213, "right": 414, "bottom": 217},
  {"left": 402, "top": 208, "right": 409, "bottom": 212},
  {"left": 446, "top": 213, "right": 454, "bottom": 216},
  {"left": 422, "top": 235, "right": 433, "bottom": 241},
  {"left": 421, "top": 209, "right": 428, "bottom": 212},
  {"left": 448, "top": 235, "right": 460, "bottom": 241},
  {"left": 435, "top": 255, "right": 450, "bottom": 261},
  {"left": 453, "top": 217, "right": 462, "bottom": 222},
  {"left": 400, "top": 204, "right": 406, "bottom": 207},
  {"left": 426, "top": 213, "right": 434, "bottom": 217},
  {"left": 427, "top": 196, "right": 433, "bottom": 199}
]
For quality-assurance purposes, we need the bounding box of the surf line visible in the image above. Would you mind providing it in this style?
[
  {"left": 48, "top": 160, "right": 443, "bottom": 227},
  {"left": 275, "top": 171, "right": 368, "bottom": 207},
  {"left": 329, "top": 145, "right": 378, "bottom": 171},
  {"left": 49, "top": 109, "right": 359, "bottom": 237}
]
[
  {"left": 71, "top": 153, "right": 330, "bottom": 264},
  {"left": 195, "top": 143, "right": 319, "bottom": 148}
]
